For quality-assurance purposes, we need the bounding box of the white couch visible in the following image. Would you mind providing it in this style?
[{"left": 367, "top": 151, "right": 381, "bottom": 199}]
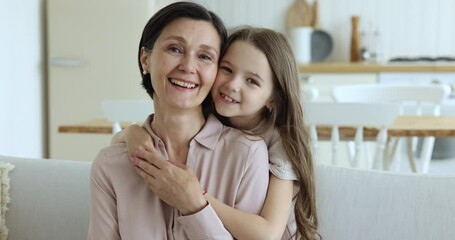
[
  {"left": 316, "top": 164, "right": 455, "bottom": 240},
  {"left": 1, "top": 155, "right": 90, "bottom": 240},
  {"left": 1, "top": 155, "right": 455, "bottom": 240}
]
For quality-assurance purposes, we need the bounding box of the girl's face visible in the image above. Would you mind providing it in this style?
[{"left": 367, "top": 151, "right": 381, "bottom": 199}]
[
  {"left": 141, "top": 18, "right": 221, "bottom": 112},
  {"left": 211, "top": 41, "right": 274, "bottom": 130}
]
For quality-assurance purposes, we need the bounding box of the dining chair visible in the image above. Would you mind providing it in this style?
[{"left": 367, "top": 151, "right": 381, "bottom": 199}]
[
  {"left": 304, "top": 102, "right": 400, "bottom": 169},
  {"left": 300, "top": 85, "right": 319, "bottom": 102},
  {"left": 332, "top": 84, "right": 451, "bottom": 173},
  {"left": 100, "top": 99, "right": 153, "bottom": 134}
]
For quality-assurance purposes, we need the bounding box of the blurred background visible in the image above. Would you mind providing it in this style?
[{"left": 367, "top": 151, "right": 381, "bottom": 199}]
[{"left": 1, "top": 0, "right": 455, "bottom": 161}]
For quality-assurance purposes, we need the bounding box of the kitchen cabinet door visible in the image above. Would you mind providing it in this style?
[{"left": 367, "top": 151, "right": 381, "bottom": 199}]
[
  {"left": 379, "top": 72, "right": 455, "bottom": 86},
  {"left": 300, "top": 73, "right": 377, "bottom": 102},
  {"left": 47, "top": 0, "right": 154, "bottom": 161}
]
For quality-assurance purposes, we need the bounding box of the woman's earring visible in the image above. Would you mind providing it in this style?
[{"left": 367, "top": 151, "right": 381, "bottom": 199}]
[{"left": 142, "top": 69, "right": 148, "bottom": 75}]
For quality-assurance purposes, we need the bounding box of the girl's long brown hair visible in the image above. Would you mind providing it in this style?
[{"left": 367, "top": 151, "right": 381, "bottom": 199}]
[{"left": 225, "top": 28, "right": 321, "bottom": 240}]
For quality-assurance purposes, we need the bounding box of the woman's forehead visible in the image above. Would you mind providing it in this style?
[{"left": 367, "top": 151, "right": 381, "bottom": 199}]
[{"left": 157, "top": 18, "right": 221, "bottom": 51}]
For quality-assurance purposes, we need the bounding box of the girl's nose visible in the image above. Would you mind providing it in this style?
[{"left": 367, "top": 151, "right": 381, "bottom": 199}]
[{"left": 225, "top": 76, "right": 241, "bottom": 93}]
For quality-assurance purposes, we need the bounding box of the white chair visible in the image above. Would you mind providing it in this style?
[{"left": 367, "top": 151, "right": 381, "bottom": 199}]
[
  {"left": 300, "top": 85, "right": 319, "bottom": 102},
  {"left": 304, "top": 102, "right": 399, "bottom": 169},
  {"left": 101, "top": 99, "right": 153, "bottom": 133},
  {"left": 315, "top": 164, "right": 455, "bottom": 240},
  {"left": 332, "top": 84, "right": 451, "bottom": 173}
]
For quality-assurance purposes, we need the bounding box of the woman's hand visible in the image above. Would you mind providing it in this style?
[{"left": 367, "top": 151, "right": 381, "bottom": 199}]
[{"left": 132, "top": 150, "right": 207, "bottom": 215}]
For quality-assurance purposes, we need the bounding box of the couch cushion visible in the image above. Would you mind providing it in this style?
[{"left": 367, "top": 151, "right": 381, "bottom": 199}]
[
  {"left": 315, "top": 164, "right": 455, "bottom": 240},
  {"left": 0, "top": 155, "right": 91, "bottom": 240}
]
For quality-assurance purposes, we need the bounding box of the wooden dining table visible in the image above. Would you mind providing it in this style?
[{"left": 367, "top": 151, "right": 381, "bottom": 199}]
[{"left": 58, "top": 116, "right": 455, "bottom": 139}]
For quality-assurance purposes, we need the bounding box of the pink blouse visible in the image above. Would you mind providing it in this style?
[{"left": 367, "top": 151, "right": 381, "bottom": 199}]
[{"left": 88, "top": 114, "right": 270, "bottom": 239}]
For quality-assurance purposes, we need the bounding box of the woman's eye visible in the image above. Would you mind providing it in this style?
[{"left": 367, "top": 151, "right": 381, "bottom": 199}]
[
  {"left": 247, "top": 78, "right": 260, "bottom": 86},
  {"left": 199, "top": 54, "right": 213, "bottom": 62},
  {"left": 167, "top": 46, "right": 182, "bottom": 54}
]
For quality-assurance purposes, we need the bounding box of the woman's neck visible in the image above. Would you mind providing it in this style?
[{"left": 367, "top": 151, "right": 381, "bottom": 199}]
[{"left": 150, "top": 107, "right": 206, "bottom": 163}]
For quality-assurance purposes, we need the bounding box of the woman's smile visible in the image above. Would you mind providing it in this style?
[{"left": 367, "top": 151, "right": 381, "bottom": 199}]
[{"left": 169, "top": 78, "right": 198, "bottom": 90}]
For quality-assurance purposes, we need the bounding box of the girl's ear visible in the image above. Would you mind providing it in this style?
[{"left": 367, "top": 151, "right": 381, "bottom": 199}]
[
  {"left": 266, "top": 99, "right": 274, "bottom": 112},
  {"left": 140, "top": 47, "right": 149, "bottom": 71}
]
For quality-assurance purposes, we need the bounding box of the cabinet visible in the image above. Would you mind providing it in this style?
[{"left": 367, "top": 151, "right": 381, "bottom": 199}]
[
  {"left": 47, "top": 0, "right": 154, "bottom": 160},
  {"left": 379, "top": 72, "right": 455, "bottom": 87},
  {"left": 300, "top": 73, "right": 377, "bottom": 101}
]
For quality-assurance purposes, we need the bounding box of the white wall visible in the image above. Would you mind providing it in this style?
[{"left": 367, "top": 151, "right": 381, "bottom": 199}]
[
  {"left": 0, "top": 0, "right": 44, "bottom": 158},
  {"left": 192, "top": 0, "right": 455, "bottom": 62},
  {"left": 318, "top": 0, "right": 455, "bottom": 62}
]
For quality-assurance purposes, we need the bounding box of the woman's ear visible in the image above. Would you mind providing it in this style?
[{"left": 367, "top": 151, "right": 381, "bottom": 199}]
[{"left": 140, "top": 47, "right": 150, "bottom": 72}]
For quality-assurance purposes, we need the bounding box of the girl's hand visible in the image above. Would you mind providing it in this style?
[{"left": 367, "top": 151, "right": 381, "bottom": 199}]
[
  {"left": 111, "top": 124, "right": 154, "bottom": 157},
  {"left": 131, "top": 150, "right": 207, "bottom": 215},
  {"left": 125, "top": 124, "right": 155, "bottom": 156}
]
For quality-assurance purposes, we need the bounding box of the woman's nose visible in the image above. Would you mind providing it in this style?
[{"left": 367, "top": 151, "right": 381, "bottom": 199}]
[{"left": 178, "top": 55, "right": 196, "bottom": 74}]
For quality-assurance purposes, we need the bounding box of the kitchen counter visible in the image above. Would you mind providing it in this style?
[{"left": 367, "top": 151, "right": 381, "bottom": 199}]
[{"left": 299, "top": 62, "right": 455, "bottom": 73}]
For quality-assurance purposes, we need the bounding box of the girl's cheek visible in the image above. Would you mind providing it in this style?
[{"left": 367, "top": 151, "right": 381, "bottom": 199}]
[{"left": 212, "top": 76, "right": 223, "bottom": 90}]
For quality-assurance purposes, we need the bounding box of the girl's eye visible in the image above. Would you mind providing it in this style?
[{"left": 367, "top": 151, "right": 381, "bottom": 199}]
[
  {"left": 247, "top": 78, "right": 260, "bottom": 86},
  {"left": 220, "top": 66, "right": 232, "bottom": 73}
]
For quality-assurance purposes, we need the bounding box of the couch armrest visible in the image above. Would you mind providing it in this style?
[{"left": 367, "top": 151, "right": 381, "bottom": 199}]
[{"left": 0, "top": 155, "right": 91, "bottom": 240}]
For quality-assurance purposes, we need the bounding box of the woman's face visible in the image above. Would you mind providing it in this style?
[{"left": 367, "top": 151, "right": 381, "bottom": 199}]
[
  {"left": 141, "top": 18, "right": 221, "bottom": 111},
  {"left": 211, "top": 41, "right": 274, "bottom": 130}
]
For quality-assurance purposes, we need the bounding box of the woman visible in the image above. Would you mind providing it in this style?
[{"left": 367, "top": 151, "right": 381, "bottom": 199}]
[{"left": 87, "top": 2, "right": 270, "bottom": 239}]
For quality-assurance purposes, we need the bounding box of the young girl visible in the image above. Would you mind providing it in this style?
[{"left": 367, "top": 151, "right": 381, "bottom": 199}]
[{"left": 115, "top": 28, "right": 320, "bottom": 240}]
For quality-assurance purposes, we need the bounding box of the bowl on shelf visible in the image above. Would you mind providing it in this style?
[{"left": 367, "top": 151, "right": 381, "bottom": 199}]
[{"left": 311, "top": 29, "right": 333, "bottom": 62}]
